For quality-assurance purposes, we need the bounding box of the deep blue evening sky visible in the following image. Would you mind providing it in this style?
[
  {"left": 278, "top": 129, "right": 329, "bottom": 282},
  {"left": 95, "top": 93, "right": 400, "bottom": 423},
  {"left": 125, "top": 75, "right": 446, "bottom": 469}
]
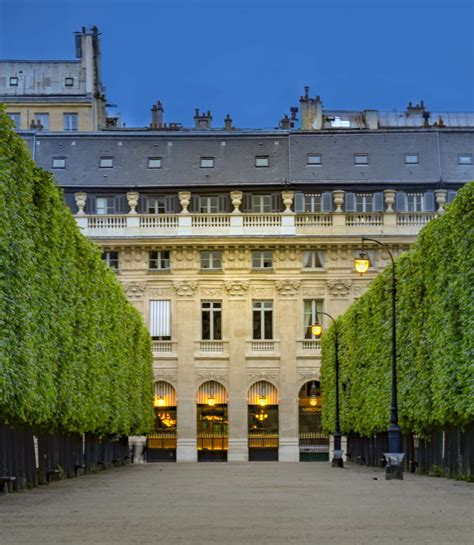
[{"left": 1, "top": 0, "right": 473, "bottom": 128}]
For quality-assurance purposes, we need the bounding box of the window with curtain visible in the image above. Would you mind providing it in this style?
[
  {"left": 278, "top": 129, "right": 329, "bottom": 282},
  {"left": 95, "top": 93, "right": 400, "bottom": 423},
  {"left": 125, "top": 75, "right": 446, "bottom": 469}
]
[
  {"left": 304, "top": 300, "right": 324, "bottom": 339},
  {"left": 149, "top": 300, "right": 171, "bottom": 340}
]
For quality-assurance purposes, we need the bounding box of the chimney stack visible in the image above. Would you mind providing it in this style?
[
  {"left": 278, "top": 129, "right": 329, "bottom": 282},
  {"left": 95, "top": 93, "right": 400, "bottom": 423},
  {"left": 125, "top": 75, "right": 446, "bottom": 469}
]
[
  {"left": 299, "top": 87, "right": 323, "bottom": 130},
  {"left": 150, "top": 100, "right": 164, "bottom": 128},
  {"left": 194, "top": 108, "right": 212, "bottom": 129},
  {"left": 224, "top": 114, "right": 233, "bottom": 130}
]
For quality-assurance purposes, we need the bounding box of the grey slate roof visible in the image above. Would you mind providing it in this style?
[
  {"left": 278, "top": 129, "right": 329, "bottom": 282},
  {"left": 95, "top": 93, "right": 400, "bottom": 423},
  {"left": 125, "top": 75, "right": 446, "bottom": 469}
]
[{"left": 21, "top": 128, "right": 474, "bottom": 191}]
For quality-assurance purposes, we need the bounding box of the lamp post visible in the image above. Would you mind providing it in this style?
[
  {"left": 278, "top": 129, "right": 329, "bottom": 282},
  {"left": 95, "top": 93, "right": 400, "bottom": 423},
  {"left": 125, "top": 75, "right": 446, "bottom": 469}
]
[
  {"left": 355, "top": 237, "right": 404, "bottom": 479},
  {"left": 311, "top": 312, "right": 343, "bottom": 468}
]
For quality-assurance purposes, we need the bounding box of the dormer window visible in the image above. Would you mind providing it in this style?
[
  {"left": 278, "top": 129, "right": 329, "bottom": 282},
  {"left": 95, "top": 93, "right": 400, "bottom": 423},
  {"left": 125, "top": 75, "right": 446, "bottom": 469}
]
[
  {"left": 354, "top": 154, "right": 369, "bottom": 165},
  {"left": 64, "top": 77, "right": 74, "bottom": 87},
  {"left": 307, "top": 154, "right": 321, "bottom": 166},
  {"left": 52, "top": 157, "right": 66, "bottom": 169},
  {"left": 200, "top": 157, "right": 214, "bottom": 168},
  {"left": 9, "top": 77, "right": 18, "bottom": 86},
  {"left": 458, "top": 153, "right": 472, "bottom": 165},
  {"left": 255, "top": 156, "right": 269, "bottom": 167},
  {"left": 100, "top": 157, "right": 114, "bottom": 168},
  {"left": 404, "top": 153, "right": 419, "bottom": 165}
]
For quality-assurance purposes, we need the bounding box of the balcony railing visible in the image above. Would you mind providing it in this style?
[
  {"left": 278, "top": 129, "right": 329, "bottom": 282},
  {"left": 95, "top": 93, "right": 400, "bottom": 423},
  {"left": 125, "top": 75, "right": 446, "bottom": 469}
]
[
  {"left": 248, "top": 340, "right": 278, "bottom": 352},
  {"left": 76, "top": 210, "right": 437, "bottom": 238},
  {"left": 152, "top": 340, "right": 175, "bottom": 353},
  {"left": 298, "top": 339, "right": 322, "bottom": 352},
  {"left": 196, "top": 340, "right": 226, "bottom": 353}
]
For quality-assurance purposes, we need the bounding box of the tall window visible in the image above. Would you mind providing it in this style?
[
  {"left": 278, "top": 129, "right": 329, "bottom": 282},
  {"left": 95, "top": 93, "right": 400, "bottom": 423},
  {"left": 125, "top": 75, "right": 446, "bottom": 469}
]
[
  {"left": 252, "top": 250, "right": 272, "bottom": 269},
  {"left": 149, "top": 250, "right": 170, "bottom": 271},
  {"left": 304, "top": 194, "right": 322, "bottom": 212},
  {"left": 149, "top": 300, "right": 171, "bottom": 340},
  {"left": 63, "top": 112, "right": 78, "bottom": 131},
  {"left": 201, "top": 301, "right": 222, "bottom": 340},
  {"left": 101, "top": 251, "right": 119, "bottom": 271},
  {"left": 6, "top": 113, "right": 20, "bottom": 129},
  {"left": 96, "top": 196, "right": 116, "bottom": 215},
  {"left": 304, "top": 300, "right": 324, "bottom": 339},
  {"left": 302, "top": 250, "right": 325, "bottom": 269},
  {"left": 145, "top": 197, "right": 166, "bottom": 214},
  {"left": 251, "top": 195, "right": 272, "bottom": 212},
  {"left": 407, "top": 193, "right": 424, "bottom": 212},
  {"left": 33, "top": 113, "right": 49, "bottom": 130},
  {"left": 200, "top": 251, "right": 222, "bottom": 270},
  {"left": 355, "top": 193, "right": 373, "bottom": 212},
  {"left": 253, "top": 300, "right": 273, "bottom": 339},
  {"left": 199, "top": 196, "right": 219, "bottom": 213}
]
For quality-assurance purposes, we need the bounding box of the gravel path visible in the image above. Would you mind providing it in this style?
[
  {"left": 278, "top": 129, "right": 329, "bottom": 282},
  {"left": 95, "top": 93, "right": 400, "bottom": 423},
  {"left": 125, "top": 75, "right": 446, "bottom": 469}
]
[{"left": 0, "top": 462, "right": 472, "bottom": 545}]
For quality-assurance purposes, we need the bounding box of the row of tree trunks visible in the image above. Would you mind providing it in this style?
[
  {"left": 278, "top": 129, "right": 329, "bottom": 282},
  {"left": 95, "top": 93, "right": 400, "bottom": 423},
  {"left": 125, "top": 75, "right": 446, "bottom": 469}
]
[
  {"left": 347, "top": 423, "right": 473, "bottom": 478},
  {"left": 0, "top": 423, "right": 130, "bottom": 493}
]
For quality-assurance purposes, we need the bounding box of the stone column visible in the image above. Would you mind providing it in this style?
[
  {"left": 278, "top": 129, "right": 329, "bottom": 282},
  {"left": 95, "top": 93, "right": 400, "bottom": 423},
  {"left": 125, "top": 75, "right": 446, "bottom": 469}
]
[
  {"left": 176, "top": 291, "right": 197, "bottom": 462},
  {"left": 435, "top": 189, "right": 447, "bottom": 215},
  {"left": 276, "top": 285, "right": 300, "bottom": 462},
  {"left": 126, "top": 191, "right": 139, "bottom": 214},
  {"left": 227, "top": 285, "right": 249, "bottom": 461}
]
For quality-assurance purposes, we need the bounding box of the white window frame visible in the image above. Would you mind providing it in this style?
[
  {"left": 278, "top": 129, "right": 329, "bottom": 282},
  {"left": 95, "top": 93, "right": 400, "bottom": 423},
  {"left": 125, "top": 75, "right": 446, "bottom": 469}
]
[
  {"left": 407, "top": 193, "right": 424, "bottom": 212},
  {"left": 307, "top": 154, "right": 321, "bottom": 166},
  {"left": 63, "top": 112, "right": 78, "bottom": 131},
  {"left": 102, "top": 250, "right": 119, "bottom": 271},
  {"left": 255, "top": 156, "right": 269, "bottom": 167},
  {"left": 252, "top": 300, "right": 273, "bottom": 340},
  {"left": 302, "top": 250, "right": 325, "bottom": 269},
  {"left": 251, "top": 195, "right": 272, "bottom": 213},
  {"left": 145, "top": 197, "right": 166, "bottom": 214},
  {"left": 404, "top": 153, "right": 419, "bottom": 165},
  {"left": 99, "top": 156, "right": 114, "bottom": 168},
  {"left": 7, "top": 112, "right": 20, "bottom": 128},
  {"left": 52, "top": 157, "right": 66, "bottom": 169},
  {"left": 148, "top": 157, "right": 162, "bottom": 169},
  {"left": 304, "top": 193, "right": 322, "bottom": 213},
  {"left": 149, "top": 250, "right": 170, "bottom": 271},
  {"left": 199, "top": 196, "right": 219, "bottom": 213},
  {"left": 33, "top": 113, "right": 49, "bottom": 130},
  {"left": 200, "top": 157, "right": 215, "bottom": 168},
  {"left": 149, "top": 300, "right": 171, "bottom": 340},
  {"left": 252, "top": 250, "right": 273, "bottom": 269},
  {"left": 458, "top": 153, "right": 472, "bottom": 165},
  {"left": 200, "top": 250, "right": 222, "bottom": 270},
  {"left": 355, "top": 193, "right": 373, "bottom": 212},
  {"left": 96, "top": 196, "right": 115, "bottom": 215},
  {"left": 201, "top": 301, "right": 222, "bottom": 340}
]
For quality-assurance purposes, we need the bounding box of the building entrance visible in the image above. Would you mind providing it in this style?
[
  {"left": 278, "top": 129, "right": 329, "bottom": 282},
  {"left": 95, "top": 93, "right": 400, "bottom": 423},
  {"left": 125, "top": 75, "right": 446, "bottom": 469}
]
[
  {"left": 146, "top": 381, "right": 177, "bottom": 462},
  {"left": 196, "top": 381, "right": 228, "bottom": 462},
  {"left": 248, "top": 381, "right": 279, "bottom": 461},
  {"left": 298, "top": 381, "right": 329, "bottom": 461}
]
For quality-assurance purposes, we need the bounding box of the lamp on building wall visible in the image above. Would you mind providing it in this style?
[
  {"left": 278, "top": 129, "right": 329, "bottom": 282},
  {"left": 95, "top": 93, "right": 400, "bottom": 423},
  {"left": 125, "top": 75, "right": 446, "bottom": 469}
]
[
  {"left": 207, "top": 383, "right": 216, "bottom": 406},
  {"left": 354, "top": 236, "right": 404, "bottom": 480},
  {"left": 309, "top": 381, "right": 318, "bottom": 407},
  {"left": 311, "top": 311, "right": 343, "bottom": 468},
  {"left": 355, "top": 251, "right": 370, "bottom": 275},
  {"left": 153, "top": 383, "right": 166, "bottom": 407},
  {"left": 258, "top": 383, "right": 268, "bottom": 406}
]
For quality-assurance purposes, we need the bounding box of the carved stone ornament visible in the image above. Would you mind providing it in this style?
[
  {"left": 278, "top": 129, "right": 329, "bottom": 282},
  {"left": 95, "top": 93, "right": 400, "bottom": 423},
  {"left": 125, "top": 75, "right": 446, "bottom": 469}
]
[
  {"left": 298, "top": 371, "right": 320, "bottom": 388},
  {"left": 74, "top": 192, "right": 87, "bottom": 215},
  {"left": 327, "top": 279, "right": 352, "bottom": 297},
  {"left": 224, "top": 280, "right": 249, "bottom": 296},
  {"left": 201, "top": 287, "right": 223, "bottom": 297},
  {"left": 196, "top": 371, "right": 228, "bottom": 388},
  {"left": 275, "top": 280, "right": 300, "bottom": 296},
  {"left": 122, "top": 282, "right": 146, "bottom": 299},
  {"left": 148, "top": 287, "right": 172, "bottom": 297},
  {"left": 332, "top": 190, "right": 345, "bottom": 213},
  {"left": 281, "top": 190, "right": 294, "bottom": 213},
  {"left": 230, "top": 190, "right": 243, "bottom": 213},
  {"left": 384, "top": 189, "right": 396, "bottom": 213},
  {"left": 247, "top": 371, "right": 279, "bottom": 388},
  {"left": 435, "top": 189, "right": 447, "bottom": 215},
  {"left": 302, "top": 287, "right": 326, "bottom": 296},
  {"left": 173, "top": 281, "right": 198, "bottom": 296},
  {"left": 156, "top": 373, "right": 177, "bottom": 388},
  {"left": 126, "top": 191, "right": 139, "bottom": 214},
  {"left": 178, "top": 191, "right": 191, "bottom": 213}
]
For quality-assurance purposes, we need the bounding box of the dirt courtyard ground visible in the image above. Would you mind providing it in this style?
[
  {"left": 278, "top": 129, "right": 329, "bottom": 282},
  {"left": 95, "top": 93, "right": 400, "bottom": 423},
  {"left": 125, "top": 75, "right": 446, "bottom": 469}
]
[{"left": 0, "top": 462, "right": 472, "bottom": 545}]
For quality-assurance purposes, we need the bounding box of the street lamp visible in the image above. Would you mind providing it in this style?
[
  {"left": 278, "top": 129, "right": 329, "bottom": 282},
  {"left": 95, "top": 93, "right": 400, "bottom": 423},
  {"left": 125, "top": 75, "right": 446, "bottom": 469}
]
[
  {"left": 311, "top": 311, "right": 343, "bottom": 468},
  {"left": 355, "top": 237, "right": 404, "bottom": 480}
]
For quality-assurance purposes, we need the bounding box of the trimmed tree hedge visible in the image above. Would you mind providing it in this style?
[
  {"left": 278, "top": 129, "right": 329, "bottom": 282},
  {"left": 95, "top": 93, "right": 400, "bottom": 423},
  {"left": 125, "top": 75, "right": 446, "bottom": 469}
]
[
  {"left": 321, "top": 182, "right": 474, "bottom": 437},
  {"left": 0, "top": 108, "right": 154, "bottom": 436}
]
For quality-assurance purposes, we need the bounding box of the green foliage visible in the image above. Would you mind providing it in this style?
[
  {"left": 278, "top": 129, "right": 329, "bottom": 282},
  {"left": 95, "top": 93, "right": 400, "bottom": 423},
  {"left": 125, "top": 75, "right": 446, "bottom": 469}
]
[
  {"left": 321, "top": 182, "right": 474, "bottom": 436},
  {"left": 0, "top": 108, "right": 154, "bottom": 435}
]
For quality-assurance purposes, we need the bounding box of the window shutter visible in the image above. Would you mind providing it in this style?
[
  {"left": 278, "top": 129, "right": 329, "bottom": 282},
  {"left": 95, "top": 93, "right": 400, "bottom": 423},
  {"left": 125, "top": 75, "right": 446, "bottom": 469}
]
[
  {"left": 345, "top": 192, "right": 356, "bottom": 212},
  {"left": 191, "top": 195, "right": 199, "bottom": 213},
  {"left": 321, "top": 192, "right": 332, "bottom": 212},
  {"left": 395, "top": 191, "right": 407, "bottom": 211},
  {"left": 372, "top": 192, "right": 384, "bottom": 212},
  {"left": 271, "top": 192, "right": 281, "bottom": 212},
  {"left": 149, "top": 300, "right": 171, "bottom": 337},
  {"left": 115, "top": 195, "right": 126, "bottom": 214},
  {"left": 294, "top": 192, "right": 304, "bottom": 213},
  {"left": 87, "top": 196, "right": 97, "bottom": 214},
  {"left": 138, "top": 195, "right": 147, "bottom": 213},
  {"left": 218, "top": 194, "right": 230, "bottom": 213},
  {"left": 243, "top": 193, "right": 253, "bottom": 212},
  {"left": 447, "top": 190, "right": 457, "bottom": 203},
  {"left": 423, "top": 191, "right": 435, "bottom": 212},
  {"left": 63, "top": 193, "right": 77, "bottom": 214},
  {"left": 165, "top": 195, "right": 177, "bottom": 213}
]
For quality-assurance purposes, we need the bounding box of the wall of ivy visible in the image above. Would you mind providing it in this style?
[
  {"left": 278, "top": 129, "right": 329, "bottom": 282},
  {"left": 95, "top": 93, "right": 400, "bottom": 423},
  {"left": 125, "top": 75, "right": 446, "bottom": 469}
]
[
  {"left": 0, "top": 109, "right": 154, "bottom": 436},
  {"left": 321, "top": 182, "right": 474, "bottom": 437}
]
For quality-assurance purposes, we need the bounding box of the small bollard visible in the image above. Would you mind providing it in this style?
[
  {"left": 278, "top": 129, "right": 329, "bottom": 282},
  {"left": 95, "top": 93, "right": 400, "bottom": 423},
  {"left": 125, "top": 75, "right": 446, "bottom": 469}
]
[
  {"left": 384, "top": 453, "right": 405, "bottom": 480},
  {"left": 332, "top": 449, "right": 344, "bottom": 468}
]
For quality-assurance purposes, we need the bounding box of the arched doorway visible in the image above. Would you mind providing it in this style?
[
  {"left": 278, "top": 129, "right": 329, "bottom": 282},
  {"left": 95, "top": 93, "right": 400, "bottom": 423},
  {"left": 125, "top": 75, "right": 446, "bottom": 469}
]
[
  {"left": 147, "top": 381, "right": 177, "bottom": 462},
  {"left": 196, "top": 381, "right": 228, "bottom": 462},
  {"left": 298, "top": 381, "right": 329, "bottom": 461},
  {"left": 248, "top": 381, "right": 279, "bottom": 461}
]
